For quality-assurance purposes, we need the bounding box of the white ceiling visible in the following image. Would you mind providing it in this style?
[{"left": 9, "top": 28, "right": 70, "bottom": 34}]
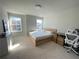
[{"left": 0, "top": 0, "right": 79, "bottom": 17}]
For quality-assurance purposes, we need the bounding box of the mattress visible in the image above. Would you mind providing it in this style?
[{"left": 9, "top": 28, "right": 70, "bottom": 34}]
[{"left": 29, "top": 30, "right": 53, "bottom": 40}]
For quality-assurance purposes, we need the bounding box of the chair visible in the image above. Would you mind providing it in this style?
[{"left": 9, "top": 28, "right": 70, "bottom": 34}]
[{"left": 64, "top": 30, "right": 79, "bottom": 55}]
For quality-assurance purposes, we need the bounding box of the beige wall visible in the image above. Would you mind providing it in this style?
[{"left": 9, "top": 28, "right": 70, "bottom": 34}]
[
  {"left": 43, "top": 7, "right": 79, "bottom": 33},
  {"left": 26, "top": 15, "right": 36, "bottom": 35},
  {"left": 26, "top": 15, "right": 43, "bottom": 35},
  {"left": 0, "top": 6, "right": 3, "bottom": 33}
]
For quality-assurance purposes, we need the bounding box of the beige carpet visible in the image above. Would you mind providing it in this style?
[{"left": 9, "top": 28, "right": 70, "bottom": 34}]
[{"left": 0, "top": 36, "right": 79, "bottom": 59}]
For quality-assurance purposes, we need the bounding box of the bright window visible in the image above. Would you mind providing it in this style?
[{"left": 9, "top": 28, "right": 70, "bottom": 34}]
[
  {"left": 10, "top": 16, "right": 22, "bottom": 32},
  {"left": 36, "top": 19, "right": 43, "bottom": 30}
]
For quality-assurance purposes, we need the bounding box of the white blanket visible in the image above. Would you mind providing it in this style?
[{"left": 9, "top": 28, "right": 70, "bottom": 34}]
[{"left": 29, "top": 30, "right": 53, "bottom": 40}]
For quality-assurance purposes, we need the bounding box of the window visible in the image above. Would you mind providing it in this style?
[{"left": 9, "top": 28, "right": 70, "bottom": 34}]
[
  {"left": 9, "top": 16, "right": 22, "bottom": 32},
  {"left": 36, "top": 19, "right": 43, "bottom": 30}
]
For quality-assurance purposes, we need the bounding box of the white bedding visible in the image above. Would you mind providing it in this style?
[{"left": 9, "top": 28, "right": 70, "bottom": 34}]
[{"left": 29, "top": 30, "right": 53, "bottom": 40}]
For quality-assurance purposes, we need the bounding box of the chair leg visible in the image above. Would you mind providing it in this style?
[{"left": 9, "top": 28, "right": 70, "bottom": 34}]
[
  {"left": 67, "top": 47, "right": 72, "bottom": 53},
  {"left": 71, "top": 48, "right": 79, "bottom": 55},
  {"left": 64, "top": 46, "right": 72, "bottom": 53},
  {"left": 64, "top": 44, "right": 79, "bottom": 55},
  {"left": 65, "top": 46, "right": 79, "bottom": 55}
]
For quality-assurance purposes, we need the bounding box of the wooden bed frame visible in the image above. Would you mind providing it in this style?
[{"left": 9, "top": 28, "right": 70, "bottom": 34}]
[
  {"left": 30, "top": 35, "right": 53, "bottom": 46},
  {"left": 29, "top": 28, "right": 57, "bottom": 46}
]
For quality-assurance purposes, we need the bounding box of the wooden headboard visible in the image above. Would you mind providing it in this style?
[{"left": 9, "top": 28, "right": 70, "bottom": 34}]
[{"left": 44, "top": 28, "right": 57, "bottom": 34}]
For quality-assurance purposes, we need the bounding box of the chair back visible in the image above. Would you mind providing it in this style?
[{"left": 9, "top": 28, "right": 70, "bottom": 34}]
[{"left": 65, "top": 30, "right": 79, "bottom": 45}]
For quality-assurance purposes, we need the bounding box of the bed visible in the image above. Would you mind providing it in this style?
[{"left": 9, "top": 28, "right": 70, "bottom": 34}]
[{"left": 29, "top": 29, "right": 57, "bottom": 46}]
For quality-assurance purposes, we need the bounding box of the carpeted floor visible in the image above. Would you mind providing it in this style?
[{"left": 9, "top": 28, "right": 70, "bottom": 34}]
[{"left": 0, "top": 36, "right": 79, "bottom": 59}]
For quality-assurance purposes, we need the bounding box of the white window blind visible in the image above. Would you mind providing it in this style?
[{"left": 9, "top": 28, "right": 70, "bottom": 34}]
[
  {"left": 9, "top": 16, "right": 22, "bottom": 32},
  {"left": 36, "top": 19, "right": 43, "bottom": 30}
]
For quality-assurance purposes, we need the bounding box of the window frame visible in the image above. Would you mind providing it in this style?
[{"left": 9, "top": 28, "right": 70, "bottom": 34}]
[
  {"left": 36, "top": 19, "right": 43, "bottom": 30},
  {"left": 9, "top": 16, "right": 22, "bottom": 32}
]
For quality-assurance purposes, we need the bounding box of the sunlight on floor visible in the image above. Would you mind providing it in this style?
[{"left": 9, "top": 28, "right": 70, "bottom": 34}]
[{"left": 8, "top": 40, "right": 20, "bottom": 51}]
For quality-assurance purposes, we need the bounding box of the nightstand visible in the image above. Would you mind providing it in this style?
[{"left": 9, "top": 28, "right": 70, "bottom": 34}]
[
  {"left": 57, "top": 33, "right": 65, "bottom": 46},
  {"left": 52, "top": 33, "right": 57, "bottom": 43}
]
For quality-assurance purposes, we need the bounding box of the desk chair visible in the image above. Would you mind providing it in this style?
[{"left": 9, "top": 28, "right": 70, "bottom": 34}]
[{"left": 64, "top": 30, "right": 79, "bottom": 55}]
